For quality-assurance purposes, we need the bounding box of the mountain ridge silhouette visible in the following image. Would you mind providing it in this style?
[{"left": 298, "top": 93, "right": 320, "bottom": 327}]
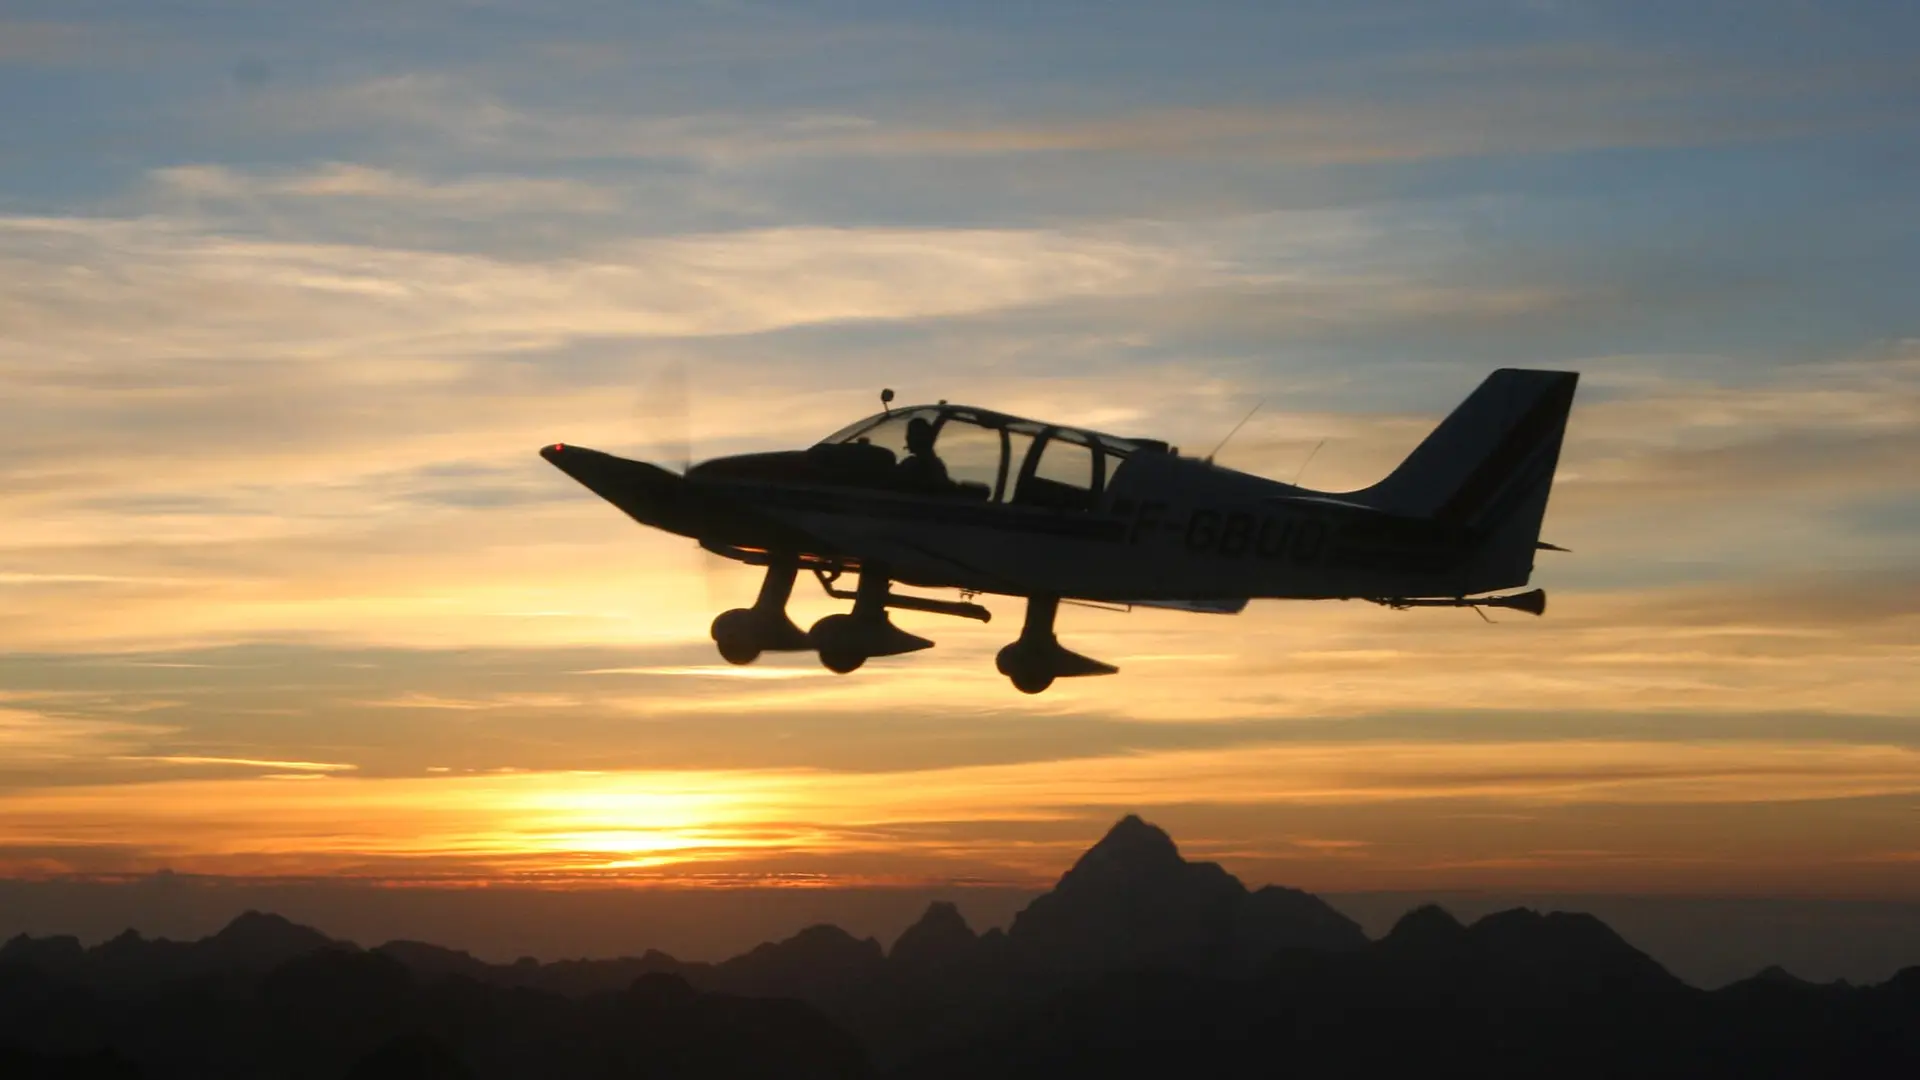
[{"left": 3, "top": 815, "right": 1916, "bottom": 1077}]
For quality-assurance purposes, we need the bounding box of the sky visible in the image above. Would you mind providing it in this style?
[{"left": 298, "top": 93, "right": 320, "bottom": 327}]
[{"left": 2, "top": 0, "right": 1918, "bottom": 917}]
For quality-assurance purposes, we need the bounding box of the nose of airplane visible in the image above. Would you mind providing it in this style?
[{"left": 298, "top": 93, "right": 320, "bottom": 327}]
[{"left": 535, "top": 442, "right": 702, "bottom": 537}]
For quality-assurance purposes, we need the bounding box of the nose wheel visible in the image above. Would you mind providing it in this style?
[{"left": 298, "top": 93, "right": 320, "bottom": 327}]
[
  {"left": 709, "top": 555, "right": 811, "bottom": 665},
  {"left": 995, "top": 596, "right": 1116, "bottom": 694}
]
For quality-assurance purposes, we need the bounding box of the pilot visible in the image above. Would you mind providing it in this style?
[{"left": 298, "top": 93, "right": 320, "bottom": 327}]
[{"left": 896, "top": 416, "right": 951, "bottom": 490}]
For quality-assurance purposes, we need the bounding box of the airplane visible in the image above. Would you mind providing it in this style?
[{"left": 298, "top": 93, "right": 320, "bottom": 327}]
[{"left": 540, "top": 367, "right": 1578, "bottom": 694}]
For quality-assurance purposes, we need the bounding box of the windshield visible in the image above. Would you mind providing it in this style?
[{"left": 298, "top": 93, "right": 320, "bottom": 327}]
[
  {"left": 809, "top": 405, "right": 1151, "bottom": 505},
  {"left": 818, "top": 411, "right": 893, "bottom": 446}
]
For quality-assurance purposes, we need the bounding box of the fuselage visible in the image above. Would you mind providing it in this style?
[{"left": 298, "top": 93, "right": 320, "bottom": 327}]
[{"left": 545, "top": 402, "right": 1500, "bottom": 604}]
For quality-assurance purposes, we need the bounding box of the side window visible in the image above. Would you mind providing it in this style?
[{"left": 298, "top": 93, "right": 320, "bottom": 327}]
[
  {"left": 1017, "top": 431, "right": 1101, "bottom": 511},
  {"left": 932, "top": 418, "right": 1002, "bottom": 500}
]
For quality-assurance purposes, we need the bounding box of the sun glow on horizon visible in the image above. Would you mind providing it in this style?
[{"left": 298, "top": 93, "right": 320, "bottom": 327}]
[
  {"left": 5, "top": 738, "right": 1919, "bottom": 895},
  {"left": 1, "top": 1, "right": 1917, "bottom": 918}
]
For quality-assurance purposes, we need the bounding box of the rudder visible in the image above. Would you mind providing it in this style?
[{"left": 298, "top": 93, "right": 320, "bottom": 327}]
[{"left": 1355, "top": 368, "right": 1578, "bottom": 592}]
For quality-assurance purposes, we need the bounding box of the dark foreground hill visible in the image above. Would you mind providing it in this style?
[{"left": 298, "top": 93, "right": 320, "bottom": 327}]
[{"left": 3, "top": 816, "right": 1917, "bottom": 1078}]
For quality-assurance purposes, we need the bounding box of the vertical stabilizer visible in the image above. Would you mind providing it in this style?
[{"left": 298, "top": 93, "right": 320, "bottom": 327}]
[{"left": 1355, "top": 368, "right": 1578, "bottom": 592}]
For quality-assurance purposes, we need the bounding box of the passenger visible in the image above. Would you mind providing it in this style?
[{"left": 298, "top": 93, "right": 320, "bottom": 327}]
[{"left": 896, "top": 416, "right": 951, "bottom": 491}]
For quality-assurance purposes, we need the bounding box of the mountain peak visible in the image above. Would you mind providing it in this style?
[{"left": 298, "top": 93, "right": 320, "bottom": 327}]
[
  {"left": 212, "top": 910, "right": 332, "bottom": 947},
  {"left": 891, "top": 901, "right": 977, "bottom": 969},
  {"left": 1100, "top": 813, "right": 1177, "bottom": 852},
  {"left": 202, "top": 910, "right": 336, "bottom": 970},
  {"left": 216, "top": 910, "right": 297, "bottom": 938},
  {"left": 1067, "top": 814, "right": 1184, "bottom": 880},
  {"left": 1751, "top": 964, "right": 1811, "bottom": 986},
  {"left": 1464, "top": 908, "right": 1685, "bottom": 995},
  {"left": 1008, "top": 816, "right": 1362, "bottom": 972},
  {"left": 1384, "top": 904, "right": 1467, "bottom": 948}
]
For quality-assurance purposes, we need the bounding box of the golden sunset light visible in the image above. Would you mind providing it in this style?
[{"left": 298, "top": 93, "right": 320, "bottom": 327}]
[
  {"left": 7, "top": 8, "right": 1920, "bottom": 1074},
  {"left": 2, "top": 0, "right": 1918, "bottom": 1011}
]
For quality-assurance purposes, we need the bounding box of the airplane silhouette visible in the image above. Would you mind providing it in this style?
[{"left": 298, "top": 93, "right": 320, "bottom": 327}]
[{"left": 542, "top": 368, "right": 1577, "bottom": 693}]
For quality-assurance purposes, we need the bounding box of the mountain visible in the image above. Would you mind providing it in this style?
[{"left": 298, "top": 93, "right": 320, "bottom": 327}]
[
  {"left": 199, "top": 910, "right": 338, "bottom": 973},
  {"left": 888, "top": 902, "right": 978, "bottom": 972},
  {"left": 3, "top": 816, "right": 1918, "bottom": 1077},
  {"left": 1006, "top": 814, "right": 1368, "bottom": 973},
  {"left": 0, "top": 940, "right": 870, "bottom": 1079},
  {"left": 371, "top": 940, "right": 493, "bottom": 983},
  {"left": 897, "top": 900, "right": 1919, "bottom": 1079},
  {"left": 1, "top": 910, "right": 344, "bottom": 991},
  {"left": 714, "top": 923, "right": 886, "bottom": 1003}
]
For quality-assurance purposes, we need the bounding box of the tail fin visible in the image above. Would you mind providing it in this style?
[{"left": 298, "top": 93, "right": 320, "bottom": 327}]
[{"left": 1356, "top": 368, "right": 1578, "bottom": 592}]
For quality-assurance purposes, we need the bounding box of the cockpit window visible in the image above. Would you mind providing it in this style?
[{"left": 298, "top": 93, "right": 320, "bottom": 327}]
[
  {"left": 1000, "top": 420, "right": 1043, "bottom": 505},
  {"left": 932, "top": 413, "right": 1002, "bottom": 500},
  {"left": 812, "top": 405, "right": 1127, "bottom": 505},
  {"left": 1018, "top": 428, "right": 1101, "bottom": 511},
  {"left": 840, "top": 408, "right": 940, "bottom": 463}
]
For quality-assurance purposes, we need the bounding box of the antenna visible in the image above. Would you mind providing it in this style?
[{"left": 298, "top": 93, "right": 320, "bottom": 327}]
[
  {"left": 880, "top": 388, "right": 895, "bottom": 416},
  {"left": 1204, "top": 401, "right": 1263, "bottom": 464},
  {"left": 1291, "top": 438, "right": 1325, "bottom": 487}
]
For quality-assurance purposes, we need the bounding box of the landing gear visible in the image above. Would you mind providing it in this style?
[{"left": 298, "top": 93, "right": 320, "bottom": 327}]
[
  {"left": 807, "top": 564, "right": 933, "bottom": 673},
  {"left": 709, "top": 555, "right": 1117, "bottom": 693},
  {"left": 994, "top": 595, "right": 1117, "bottom": 694},
  {"left": 708, "top": 554, "right": 811, "bottom": 665}
]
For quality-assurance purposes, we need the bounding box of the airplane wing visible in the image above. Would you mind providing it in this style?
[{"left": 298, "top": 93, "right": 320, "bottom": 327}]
[{"left": 781, "top": 512, "right": 1035, "bottom": 594}]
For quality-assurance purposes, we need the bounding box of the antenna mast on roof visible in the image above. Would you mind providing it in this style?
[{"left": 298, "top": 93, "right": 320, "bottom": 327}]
[{"left": 1204, "top": 401, "right": 1263, "bottom": 464}]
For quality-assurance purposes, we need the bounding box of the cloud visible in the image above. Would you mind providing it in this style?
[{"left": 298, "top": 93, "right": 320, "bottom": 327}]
[
  {"left": 112, "top": 755, "right": 357, "bottom": 773},
  {"left": 151, "top": 163, "right": 621, "bottom": 214},
  {"left": 0, "top": 213, "right": 1205, "bottom": 370},
  {"left": 0, "top": 705, "right": 172, "bottom": 763},
  {"left": 228, "top": 38, "right": 1905, "bottom": 171}
]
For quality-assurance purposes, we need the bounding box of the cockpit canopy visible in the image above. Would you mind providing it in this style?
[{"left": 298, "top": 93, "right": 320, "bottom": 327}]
[{"left": 813, "top": 404, "right": 1168, "bottom": 510}]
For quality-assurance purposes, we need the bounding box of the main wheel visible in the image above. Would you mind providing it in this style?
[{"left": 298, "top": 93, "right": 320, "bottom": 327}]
[
  {"left": 809, "top": 614, "right": 868, "bottom": 674},
  {"left": 996, "top": 642, "right": 1056, "bottom": 694},
  {"left": 1010, "top": 667, "right": 1054, "bottom": 694},
  {"left": 710, "top": 608, "right": 762, "bottom": 666}
]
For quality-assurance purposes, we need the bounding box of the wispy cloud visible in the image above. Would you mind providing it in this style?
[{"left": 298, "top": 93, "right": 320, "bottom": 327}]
[
  {"left": 226, "top": 38, "right": 1907, "bottom": 170},
  {"left": 112, "top": 755, "right": 357, "bottom": 772},
  {"left": 0, "top": 706, "right": 171, "bottom": 763},
  {"left": 151, "top": 163, "right": 621, "bottom": 213}
]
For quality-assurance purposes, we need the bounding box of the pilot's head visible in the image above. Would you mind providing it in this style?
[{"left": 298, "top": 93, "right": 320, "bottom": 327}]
[{"left": 906, "top": 416, "right": 935, "bottom": 453}]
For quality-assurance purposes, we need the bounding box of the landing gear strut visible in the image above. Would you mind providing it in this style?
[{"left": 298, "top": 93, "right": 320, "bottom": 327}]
[
  {"left": 709, "top": 554, "right": 811, "bottom": 665},
  {"left": 994, "top": 595, "right": 1117, "bottom": 694},
  {"left": 807, "top": 564, "right": 934, "bottom": 673}
]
